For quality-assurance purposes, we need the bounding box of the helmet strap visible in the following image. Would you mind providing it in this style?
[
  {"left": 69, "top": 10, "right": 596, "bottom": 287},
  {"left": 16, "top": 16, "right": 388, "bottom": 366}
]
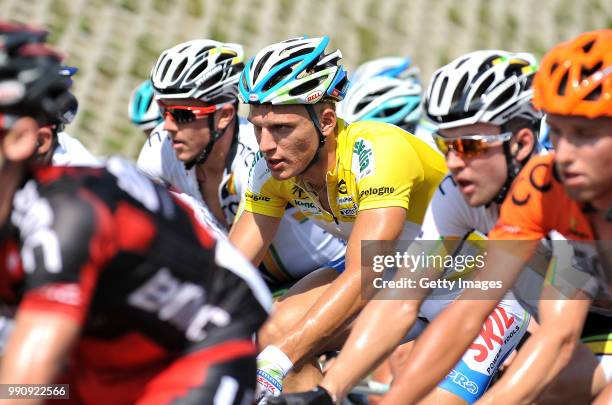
[
  {"left": 490, "top": 122, "right": 539, "bottom": 206},
  {"left": 298, "top": 104, "right": 327, "bottom": 175},
  {"left": 184, "top": 113, "right": 234, "bottom": 170}
]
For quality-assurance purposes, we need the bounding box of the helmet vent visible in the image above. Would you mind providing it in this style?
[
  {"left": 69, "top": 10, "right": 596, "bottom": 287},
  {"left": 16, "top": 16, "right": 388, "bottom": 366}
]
[
  {"left": 505, "top": 63, "right": 525, "bottom": 77},
  {"left": 254, "top": 51, "right": 273, "bottom": 80},
  {"left": 558, "top": 70, "right": 569, "bottom": 96},
  {"left": 380, "top": 105, "right": 402, "bottom": 118},
  {"left": 288, "top": 77, "right": 321, "bottom": 96},
  {"left": 195, "top": 46, "right": 214, "bottom": 58},
  {"left": 581, "top": 61, "right": 603, "bottom": 81},
  {"left": 490, "top": 85, "right": 516, "bottom": 109},
  {"left": 473, "top": 74, "right": 495, "bottom": 100},
  {"left": 550, "top": 62, "right": 558, "bottom": 74},
  {"left": 438, "top": 76, "right": 449, "bottom": 107},
  {"left": 263, "top": 66, "right": 292, "bottom": 91},
  {"left": 455, "top": 57, "right": 469, "bottom": 69},
  {"left": 200, "top": 70, "right": 223, "bottom": 94},
  {"left": 217, "top": 52, "right": 234, "bottom": 64},
  {"left": 452, "top": 73, "right": 468, "bottom": 106},
  {"left": 187, "top": 60, "right": 209, "bottom": 82},
  {"left": 581, "top": 39, "right": 595, "bottom": 53},
  {"left": 276, "top": 47, "right": 314, "bottom": 70},
  {"left": 584, "top": 83, "right": 602, "bottom": 101},
  {"left": 160, "top": 58, "right": 171, "bottom": 81},
  {"left": 480, "top": 55, "right": 499, "bottom": 72},
  {"left": 173, "top": 58, "right": 187, "bottom": 81}
]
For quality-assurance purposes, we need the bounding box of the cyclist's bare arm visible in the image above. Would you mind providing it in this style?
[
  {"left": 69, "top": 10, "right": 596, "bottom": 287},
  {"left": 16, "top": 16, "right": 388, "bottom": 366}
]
[
  {"left": 593, "top": 381, "right": 612, "bottom": 405},
  {"left": 229, "top": 210, "right": 281, "bottom": 266},
  {"left": 380, "top": 243, "right": 527, "bottom": 405},
  {"left": 275, "top": 207, "right": 406, "bottom": 364},
  {"left": 0, "top": 310, "right": 80, "bottom": 404},
  {"left": 476, "top": 290, "right": 591, "bottom": 405},
  {"left": 320, "top": 264, "right": 439, "bottom": 399}
]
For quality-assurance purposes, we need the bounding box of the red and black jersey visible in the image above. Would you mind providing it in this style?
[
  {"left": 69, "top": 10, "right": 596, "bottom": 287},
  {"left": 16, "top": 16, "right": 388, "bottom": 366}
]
[{"left": 0, "top": 157, "right": 270, "bottom": 369}]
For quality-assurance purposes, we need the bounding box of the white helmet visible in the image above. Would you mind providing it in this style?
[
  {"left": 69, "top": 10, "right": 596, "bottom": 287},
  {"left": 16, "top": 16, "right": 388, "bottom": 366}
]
[
  {"left": 350, "top": 56, "right": 420, "bottom": 85},
  {"left": 151, "top": 39, "right": 244, "bottom": 102},
  {"left": 339, "top": 76, "right": 422, "bottom": 129},
  {"left": 238, "top": 36, "right": 349, "bottom": 105},
  {"left": 424, "top": 50, "right": 542, "bottom": 129}
]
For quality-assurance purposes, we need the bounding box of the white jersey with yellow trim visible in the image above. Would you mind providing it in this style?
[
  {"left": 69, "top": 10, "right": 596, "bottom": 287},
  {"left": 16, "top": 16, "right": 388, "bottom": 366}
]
[
  {"left": 415, "top": 173, "right": 529, "bottom": 320},
  {"left": 137, "top": 120, "right": 346, "bottom": 283}
]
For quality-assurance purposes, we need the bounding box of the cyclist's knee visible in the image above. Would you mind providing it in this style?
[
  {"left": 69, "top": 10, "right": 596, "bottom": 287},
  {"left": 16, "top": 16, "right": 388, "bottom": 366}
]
[{"left": 257, "top": 303, "right": 303, "bottom": 349}]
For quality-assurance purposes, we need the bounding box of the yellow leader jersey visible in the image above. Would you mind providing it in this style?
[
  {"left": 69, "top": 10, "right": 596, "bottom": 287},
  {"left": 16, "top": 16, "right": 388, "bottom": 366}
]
[{"left": 243, "top": 119, "right": 447, "bottom": 240}]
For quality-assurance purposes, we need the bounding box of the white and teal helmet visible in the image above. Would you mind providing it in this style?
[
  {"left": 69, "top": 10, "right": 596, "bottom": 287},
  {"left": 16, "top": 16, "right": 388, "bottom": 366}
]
[
  {"left": 340, "top": 76, "right": 422, "bottom": 129},
  {"left": 350, "top": 56, "right": 420, "bottom": 84},
  {"left": 238, "top": 36, "right": 349, "bottom": 105},
  {"left": 128, "top": 80, "right": 162, "bottom": 131}
]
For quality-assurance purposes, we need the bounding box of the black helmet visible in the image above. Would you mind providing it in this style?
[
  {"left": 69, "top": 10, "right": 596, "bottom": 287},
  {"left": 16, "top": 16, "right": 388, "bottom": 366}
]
[{"left": 0, "top": 21, "right": 72, "bottom": 126}]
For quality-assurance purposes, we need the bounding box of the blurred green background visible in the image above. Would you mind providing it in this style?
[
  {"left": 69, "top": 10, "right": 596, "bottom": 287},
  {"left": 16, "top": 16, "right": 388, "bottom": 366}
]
[{"left": 1, "top": 0, "right": 610, "bottom": 158}]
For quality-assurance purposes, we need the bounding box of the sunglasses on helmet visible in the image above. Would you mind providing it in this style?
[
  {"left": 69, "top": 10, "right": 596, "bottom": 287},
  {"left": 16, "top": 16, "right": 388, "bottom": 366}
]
[{"left": 433, "top": 132, "right": 513, "bottom": 159}]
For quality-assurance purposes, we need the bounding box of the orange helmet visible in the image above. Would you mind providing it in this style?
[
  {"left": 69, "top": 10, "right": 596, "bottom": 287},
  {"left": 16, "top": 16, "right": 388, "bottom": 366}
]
[{"left": 533, "top": 29, "right": 612, "bottom": 118}]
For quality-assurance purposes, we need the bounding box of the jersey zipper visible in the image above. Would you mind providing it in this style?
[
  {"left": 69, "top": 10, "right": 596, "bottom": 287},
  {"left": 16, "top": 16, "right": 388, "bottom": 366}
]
[{"left": 295, "top": 181, "right": 339, "bottom": 224}]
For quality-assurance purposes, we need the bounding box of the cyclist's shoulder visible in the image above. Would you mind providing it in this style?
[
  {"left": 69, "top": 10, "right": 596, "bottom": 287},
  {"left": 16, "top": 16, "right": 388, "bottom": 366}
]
[
  {"left": 424, "top": 174, "right": 498, "bottom": 236},
  {"left": 508, "top": 152, "right": 563, "bottom": 205},
  {"left": 232, "top": 119, "right": 260, "bottom": 170},
  {"left": 52, "top": 132, "right": 100, "bottom": 167},
  {"left": 340, "top": 120, "right": 408, "bottom": 146},
  {"left": 340, "top": 120, "right": 443, "bottom": 169},
  {"left": 141, "top": 123, "right": 170, "bottom": 150}
]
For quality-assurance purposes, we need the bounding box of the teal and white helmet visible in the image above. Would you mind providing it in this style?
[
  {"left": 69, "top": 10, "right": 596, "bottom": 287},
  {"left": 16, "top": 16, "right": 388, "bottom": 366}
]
[
  {"left": 340, "top": 76, "right": 422, "bottom": 130},
  {"left": 128, "top": 80, "right": 162, "bottom": 131},
  {"left": 350, "top": 56, "right": 420, "bottom": 84},
  {"left": 238, "top": 36, "right": 349, "bottom": 105}
]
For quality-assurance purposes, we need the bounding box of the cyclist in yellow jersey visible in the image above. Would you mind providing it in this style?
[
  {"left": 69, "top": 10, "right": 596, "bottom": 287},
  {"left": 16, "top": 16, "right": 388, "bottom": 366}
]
[{"left": 228, "top": 36, "right": 446, "bottom": 402}]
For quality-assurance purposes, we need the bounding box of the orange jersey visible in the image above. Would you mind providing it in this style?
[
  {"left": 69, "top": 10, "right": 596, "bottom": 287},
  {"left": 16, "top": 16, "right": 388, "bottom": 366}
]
[{"left": 490, "top": 153, "right": 594, "bottom": 241}]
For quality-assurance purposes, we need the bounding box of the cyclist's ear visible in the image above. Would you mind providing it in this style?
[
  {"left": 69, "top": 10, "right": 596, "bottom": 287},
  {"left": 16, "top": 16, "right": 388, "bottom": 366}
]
[
  {"left": 319, "top": 105, "right": 337, "bottom": 139},
  {"left": 35, "top": 126, "right": 54, "bottom": 157},
  {"left": 513, "top": 127, "right": 536, "bottom": 161},
  {"left": 215, "top": 103, "right": 236, "bottom": 131}
]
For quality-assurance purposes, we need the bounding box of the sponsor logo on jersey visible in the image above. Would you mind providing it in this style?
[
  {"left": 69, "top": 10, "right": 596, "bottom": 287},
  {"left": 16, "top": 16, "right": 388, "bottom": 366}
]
[
  {"left": 447, "top": 369, "right": 479, "bottom": 395},
  {"left": 337, "top": 179, "right": 348, "bottom": 194},
  {"left": 339, "top": 205, "right": 358, "bottom": 217},
  {"left": 249, "top": 151, "right": 264, "bottom": 179},
  {"left": 291, "top": 185, "right": 306, "bottom": 199},
  {"left": 465, "top": 306, "right": 518, "bottom": 375},
  {"left": 305, "top": 90, "right": 322, "bottom": 103},
  {"left": 129, "top": 268, "right": 230, "bottom": 342},
  {"left": 352, "top": 138, "right": 375, "bottom": 180},
  {"left": 292, "top": 199, "right": 321, "bottom": 215},
  {"left": 359, "top": 186, "right": 395, "bottom": 198},
  {"left": 245, "top": 191, "right": 271, "bottom": 202},
  {"left": 337, "top": 195, "right": 354, "bottom": 205}
]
